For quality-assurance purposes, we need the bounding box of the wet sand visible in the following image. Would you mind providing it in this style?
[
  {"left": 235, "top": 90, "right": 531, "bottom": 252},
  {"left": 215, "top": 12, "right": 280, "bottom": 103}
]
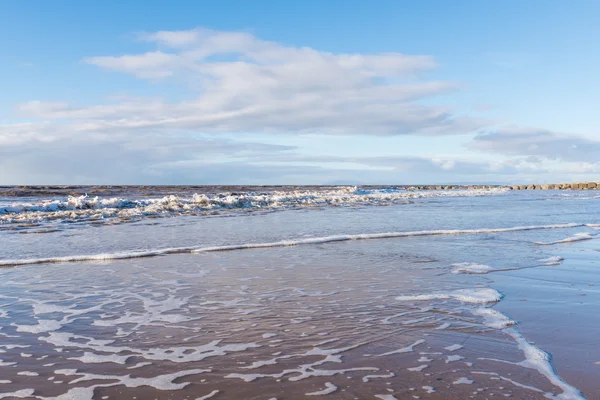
[
  {"left": 492, "top": 242, "right": 600, "bottom": 399},
  {"left": 1, "top": 234, "right": 596, "bottom": 399}
]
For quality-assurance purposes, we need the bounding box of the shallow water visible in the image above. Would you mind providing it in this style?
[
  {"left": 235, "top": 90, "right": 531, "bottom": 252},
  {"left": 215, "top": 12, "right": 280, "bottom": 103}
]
[{"left": 0, "top": 187, "right": 599, "bottom": 399}]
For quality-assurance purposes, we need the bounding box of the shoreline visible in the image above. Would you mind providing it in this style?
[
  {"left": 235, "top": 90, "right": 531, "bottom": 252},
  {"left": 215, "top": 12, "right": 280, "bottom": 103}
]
[
  {"left": 2, "top": 182, "right": 600, "bottom": 199},
  {"left": 1, "top": 192, "right": 598, "bottom": 399}
]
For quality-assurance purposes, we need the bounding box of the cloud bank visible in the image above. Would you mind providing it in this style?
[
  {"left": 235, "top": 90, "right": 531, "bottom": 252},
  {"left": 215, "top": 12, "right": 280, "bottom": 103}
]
[
  {"left": 16, "top": 28, "right": 477, "bottom": 137},
  {"left": 2, "top": 28, "right": 599, "bottom": 184},
  {"left": 471, "top": 126, "right": 600, "bottom": 163}
]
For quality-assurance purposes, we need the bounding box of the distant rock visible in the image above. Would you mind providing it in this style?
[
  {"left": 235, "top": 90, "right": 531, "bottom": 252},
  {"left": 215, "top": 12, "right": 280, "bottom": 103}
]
[
  {"left": 394, "top": 182, "right": 600, "bottom": 191},
  {"left": 508, "top": 181, "right": 600, "bottom": 190}
]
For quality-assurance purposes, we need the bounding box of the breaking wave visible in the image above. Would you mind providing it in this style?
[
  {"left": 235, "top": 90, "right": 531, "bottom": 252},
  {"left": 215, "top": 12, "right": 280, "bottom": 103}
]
[
  {"left": 0, "top": 222, "right": 588, "bottom": 267},
  {"left": 0, "top": 187, "right": 507, "bottom": 226}
]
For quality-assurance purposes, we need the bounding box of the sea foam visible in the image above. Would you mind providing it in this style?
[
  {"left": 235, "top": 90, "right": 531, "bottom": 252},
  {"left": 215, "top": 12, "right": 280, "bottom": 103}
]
[
  {"left": 451, "top": 263, "right": 492, "bottom": 274},
  {"left": 505, "top": 328, "right": 585, "bottom": 400},
  {"left": 0, "top": 222, "right": 587, "bottom": 267},
  {"left": 396, "top": 288, "right": 503, "bottom": 304},
  {"left": 535, "top": 232, "right": 595, "bottom": 245},
  {"left": 0, "top": 187, "right": 508, "bottom": 226}
]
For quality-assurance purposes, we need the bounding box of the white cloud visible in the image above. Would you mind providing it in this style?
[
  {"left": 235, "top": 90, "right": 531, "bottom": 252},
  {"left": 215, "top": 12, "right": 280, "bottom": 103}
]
[
  {"left": 85, "top": 51, "right": 177, "bottom": 79},
  {"left": 1, "top": 27, "right": 485, "bottom": 185},
  {"left": 2, "top": 27, "right": 599, "bottom": 184},
  {"left": 469, "top": 126, "right": 600, "bottom": 163},
  {"left": 0, "top": 133, "right": 295, "bottom": 185},
  {"left": 253, "top": 153, "right": 543, "bottom": 176},
  {"left": 66, "top": 27, "right": 479, "bottom": 136}
]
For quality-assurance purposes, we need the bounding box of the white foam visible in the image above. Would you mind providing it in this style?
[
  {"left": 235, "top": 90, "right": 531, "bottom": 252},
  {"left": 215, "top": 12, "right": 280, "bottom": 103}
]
[
  {"left": 362, "top": 372, "right": 395, "bottom": 382},
  {"left": 422, "top": 386, "right": 436, "bottom": 393},
  {"left": 407, "top": 364, "right": 428, "bottom": 372},
  {"left": 306, "top": 382, "right": 337, "bottom": 396},
  {"left": 472, "top": 371, "right": 545, "bottom": 394},
  {"left": 68, "top": 352, "right": 132, "bottom": 364},
  {"left": 453, "top": 377, "right": 473, "bottom": 384},
  {"left": 196, "top": 390, "right": 220, "bottom": 400},
  {"left": 227, "top": 344, "right": 378, "bottom": 382},
  {"left": 535, "top": 232, "right": 594, "bottom": 245},
  {"left": 504, "top": 327, "right": 584, "bottom": 400},
  {"left": 375, "top": 339, "right": 425, "bottom": 356},
  {"left": 472, "top": 308, "right": 515, "bottom": 329},
  {"left": 127, "top": 362, "right": 152, "bottom": 369},
  {"left": 0, "top": 389, "right": 35, "bottom": 399},
  {"left": 17, "top": 371, "right": 39, "bottom": 376},
  {"left": 0, "top": 222, "right": 585, "bottom": 267},
  {"left": 40, "top": 332, "right": 260, "bottom": 364},
  {"left": 397, "top": 288, "right": 502, "bottom": 304},
  {"left": 241, "top": 353, "right": 297, "bottom": 370},
  {"left": 55, "top": 368, "right": 210, "bottom": 390},
  {"left": 444, "top": 344, "right": 463, "bottom": 352},
  {"left": 446, "top": 355, "right": 465, "bottom": 363},
  {"left": 0, "top": 187, "right": 508, "bottom": 226},
  {"left": 537, "top": 256, "right": 565, "bottom": 266},
  {"left": 13, "top": 319, "right": 62, "bottom": 334},
  {"left": 381, "top": 311, "right": 413, "bottom": 325},
  {"left": 227, "top": 366, "right": 377, "bottom": 383},
  {"left": 38, "top": 387, "right": 100, "bottom": 400},
  {"left": 451, "top": 263, "right": 492, "bottom": 274}
]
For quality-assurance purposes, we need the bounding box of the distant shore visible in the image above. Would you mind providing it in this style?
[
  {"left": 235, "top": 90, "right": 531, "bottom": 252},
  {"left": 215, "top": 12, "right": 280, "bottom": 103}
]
[
  {"left": 404, "top": 182, "right": 600, "bottom": 190},
  {"left": 1, "top": 183, "right": 599, "bottom": 198},
  {"left": 507, "top": 182, "right": 600, "bottom": 190}
]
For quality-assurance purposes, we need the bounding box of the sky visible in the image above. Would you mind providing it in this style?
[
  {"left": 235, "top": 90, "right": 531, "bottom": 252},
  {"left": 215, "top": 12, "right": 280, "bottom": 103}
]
[{"left": 1, "top": 0, "right": 600, "bottom": 185}]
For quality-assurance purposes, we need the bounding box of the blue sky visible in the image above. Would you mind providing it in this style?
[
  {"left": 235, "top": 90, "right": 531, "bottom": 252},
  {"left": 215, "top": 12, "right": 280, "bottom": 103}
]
[{"left": 1, "top": 0, "right": 599, "bottom": 184}]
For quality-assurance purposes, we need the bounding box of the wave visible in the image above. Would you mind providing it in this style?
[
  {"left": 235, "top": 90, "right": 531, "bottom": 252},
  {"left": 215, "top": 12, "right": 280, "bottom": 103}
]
[
  {"left": 534, "top": 232, "right": 595, "bottom": 245},
  {"left": 0, "top": 187, "right": 507, "bottom": 226},
  {"left": 0, "top": 222, "right": 588, "bottom": 267}
]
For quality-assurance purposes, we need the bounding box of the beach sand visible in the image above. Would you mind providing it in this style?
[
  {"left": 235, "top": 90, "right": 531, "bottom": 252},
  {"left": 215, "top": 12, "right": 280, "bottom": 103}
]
[
  {"left": 1, "top": 187, "right": 599, "bottom": 399},
  {"left": 1, "top": 238, "right": 597, "bottom": 399}
]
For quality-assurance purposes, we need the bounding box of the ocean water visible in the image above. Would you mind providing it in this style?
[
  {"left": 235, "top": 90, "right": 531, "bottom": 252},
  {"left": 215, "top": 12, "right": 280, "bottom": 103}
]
[{"left": 0, "top": 187, "right": 599, "bottom": 399}]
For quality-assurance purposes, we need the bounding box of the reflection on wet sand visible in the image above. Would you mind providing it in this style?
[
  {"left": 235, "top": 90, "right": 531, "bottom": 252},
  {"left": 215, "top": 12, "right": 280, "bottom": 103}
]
[{"left": 0, "top": 239, "right": 587, "bottom": 399}]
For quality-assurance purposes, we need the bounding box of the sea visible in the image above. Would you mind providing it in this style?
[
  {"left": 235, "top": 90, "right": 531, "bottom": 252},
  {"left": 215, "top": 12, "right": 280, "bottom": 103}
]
[{"left": 0, "top": 186, "right": 599, "bottom": 399}]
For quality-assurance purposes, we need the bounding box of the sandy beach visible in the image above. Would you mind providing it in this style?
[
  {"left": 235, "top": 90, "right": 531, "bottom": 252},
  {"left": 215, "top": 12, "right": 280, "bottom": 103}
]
[{"left": 0, "top": 187, "right": 598, "bottom": 399}]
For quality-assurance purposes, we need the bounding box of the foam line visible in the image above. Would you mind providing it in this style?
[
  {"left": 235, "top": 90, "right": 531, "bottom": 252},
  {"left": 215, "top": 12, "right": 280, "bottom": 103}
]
[
  {"left": 396, "top": 288, "right": 502, "bottom": 304},
  {"left": 306, "top": 382, "right": 337, "bottom": 396},
  {"left": 534, "top": 232, "right": 595, "bottom": 245},
  {"left": 505, "top": 327, "right": 585, "bottom": 399},
  {"left": 474, "top": 307, "right": 584, "bottom": 399},
  {"left": 451, "top": 263, "right": 492, "bottom": 274},
  {"left": 0, "top": 222, "right": 588, "bottom": 267}
]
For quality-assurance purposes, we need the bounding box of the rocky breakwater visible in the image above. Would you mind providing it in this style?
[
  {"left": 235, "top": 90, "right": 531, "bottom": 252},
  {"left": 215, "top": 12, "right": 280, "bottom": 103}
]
[
  {"left": 402, "top": 182, "right": 600, "bottom": 191},
  {"left": 509, "top": 182, "right": 600, "bottom": 190},
  {"left": 403, "top": 185, "right": 503, "bottom": 190}
]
